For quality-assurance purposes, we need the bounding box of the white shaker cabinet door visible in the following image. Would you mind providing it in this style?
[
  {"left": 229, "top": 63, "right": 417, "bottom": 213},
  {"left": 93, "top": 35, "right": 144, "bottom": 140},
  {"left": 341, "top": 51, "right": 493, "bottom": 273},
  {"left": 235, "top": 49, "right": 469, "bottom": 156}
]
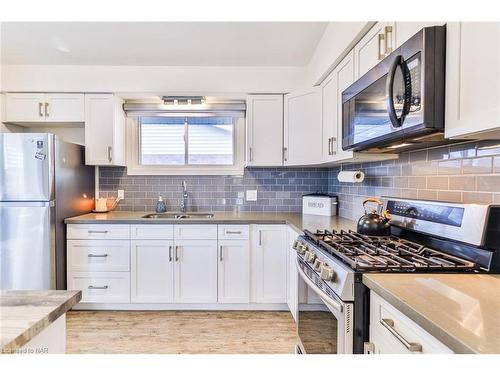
[
  {"left": 246, "top": 94, "right": 283, "bottom": 166},
  {"left": 173, "top": 240, "right": 218, "bottom": 303},
  {"left": 217, "top": 240, "right": 250, "bottom": 303},
  {"left": 45, "top": 93, "right": 84, "bottom": 122},
  {"left": 251, "top": 225, "right": 287, "bottom": 303},
  {"left": 4, "top": 93, "right": 46, "bottom": 122},
  {"left": 354, "top": 22, "right": 395, "bottom": 79},
  {"left": 284, "top": 88, "right": 322, "bottom": 166},
  {"left": 445, "top": 22, "right": 500, "bottom": 139},
  {"left": 131, "top": 240, "right": 174, "bottom": 303}
]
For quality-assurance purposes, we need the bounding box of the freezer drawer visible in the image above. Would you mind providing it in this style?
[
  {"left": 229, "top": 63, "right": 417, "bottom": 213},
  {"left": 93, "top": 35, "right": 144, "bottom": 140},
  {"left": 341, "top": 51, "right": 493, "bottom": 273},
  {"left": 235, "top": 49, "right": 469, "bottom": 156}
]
[{"left": 0, "top": 202, "right": 55, "bottom": 289}]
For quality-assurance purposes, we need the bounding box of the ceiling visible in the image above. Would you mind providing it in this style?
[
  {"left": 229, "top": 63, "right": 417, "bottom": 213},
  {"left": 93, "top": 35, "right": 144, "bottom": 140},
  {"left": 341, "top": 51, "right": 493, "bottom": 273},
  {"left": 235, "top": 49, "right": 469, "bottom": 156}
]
[{"left": 1, "top": 22, "right": 328, "bottom": 66}]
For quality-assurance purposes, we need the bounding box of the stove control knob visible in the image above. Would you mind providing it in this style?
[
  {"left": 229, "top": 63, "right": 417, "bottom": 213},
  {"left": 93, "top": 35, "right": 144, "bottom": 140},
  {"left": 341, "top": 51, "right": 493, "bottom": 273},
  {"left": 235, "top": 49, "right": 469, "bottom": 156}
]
[
  {"left": 298, "top": 244, "right": 308, "bottom": 255},
  {"left": 292, "top": 240, "right": 300, "bottom": 250},
  {"left": 313, "top": 259, "right": 324, "bottom": 272},
  {"left": 305, "top": 251, "right": 316, "bottom": 264},
  {"left": 320, "top": 265, "right": 335, "bottom": 282}
]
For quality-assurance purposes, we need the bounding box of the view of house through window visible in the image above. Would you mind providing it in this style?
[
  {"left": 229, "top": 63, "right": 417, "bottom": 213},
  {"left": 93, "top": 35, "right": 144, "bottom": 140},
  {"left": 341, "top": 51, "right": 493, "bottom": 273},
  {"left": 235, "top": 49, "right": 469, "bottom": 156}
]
[{"left": 140, "top": 116, "right": 234, "bottom": 165}]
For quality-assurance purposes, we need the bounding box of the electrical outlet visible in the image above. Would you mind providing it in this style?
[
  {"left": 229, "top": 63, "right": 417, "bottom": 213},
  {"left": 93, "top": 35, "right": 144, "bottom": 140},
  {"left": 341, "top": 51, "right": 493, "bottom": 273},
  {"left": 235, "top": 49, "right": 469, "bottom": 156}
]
[
  {"left": 246, "top": 190, "right": 257, "bottom": 201},
  {"left": 117, "top": 190, "right": 125, "bottom": 200}
]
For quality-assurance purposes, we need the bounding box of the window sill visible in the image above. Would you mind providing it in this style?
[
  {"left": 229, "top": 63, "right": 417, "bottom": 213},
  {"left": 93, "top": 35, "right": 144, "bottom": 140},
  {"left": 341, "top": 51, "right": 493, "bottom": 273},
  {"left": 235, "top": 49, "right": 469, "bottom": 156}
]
[{"left": 125, "top": 165, "right": 245, "bottom": 176}]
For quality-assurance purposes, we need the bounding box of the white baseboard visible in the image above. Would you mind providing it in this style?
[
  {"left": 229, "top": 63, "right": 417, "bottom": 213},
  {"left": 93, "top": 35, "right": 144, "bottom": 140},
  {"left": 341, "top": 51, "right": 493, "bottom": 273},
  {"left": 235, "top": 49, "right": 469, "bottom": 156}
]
[{"left": 72, "top": 302, "right": 291, "bottom": 311}]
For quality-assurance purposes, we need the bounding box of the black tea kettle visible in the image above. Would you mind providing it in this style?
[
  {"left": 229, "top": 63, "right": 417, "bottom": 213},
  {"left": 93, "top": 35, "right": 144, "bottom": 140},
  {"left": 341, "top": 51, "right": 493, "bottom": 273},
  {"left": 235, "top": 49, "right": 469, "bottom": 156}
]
[{"left": 357, "top": 198, "right": 392, "bottom": 236}]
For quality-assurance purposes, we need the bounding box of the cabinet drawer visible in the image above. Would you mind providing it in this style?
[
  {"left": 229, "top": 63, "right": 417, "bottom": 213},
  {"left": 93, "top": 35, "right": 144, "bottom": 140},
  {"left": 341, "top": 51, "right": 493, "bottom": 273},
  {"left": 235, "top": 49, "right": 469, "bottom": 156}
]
[
  {"left": 130, "top": 224, "right": 174, "bottom": 239},
  {"left": 69, "top": 272, "right": 130, "bottom": 303},
  {"left": 218, "top": 225, "right": 249, "bottom": 240},
  {"left": 174, "top": 225, "right": 217, "bottom": 240},
  {"left": 67, "top": 240, "right": 130, "bottom": 272},
  {"left": 67, "top": 224, "right": 130, "bottom": 240},
  {"left": 370, "top": 292, "right": 452, "bottom": 354}
]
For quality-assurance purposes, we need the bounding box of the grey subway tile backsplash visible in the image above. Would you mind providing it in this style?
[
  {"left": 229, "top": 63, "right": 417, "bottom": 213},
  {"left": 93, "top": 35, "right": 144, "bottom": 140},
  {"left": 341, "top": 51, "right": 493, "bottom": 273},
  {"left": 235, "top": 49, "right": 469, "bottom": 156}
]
[
  {"left": 99, "top": 141, "right": 500, "bottom": 221},
  {"left": 99, "top": 167, "right": 329, "bottom": 213},
  {"left": 328, "top": 141, "right": 500, "bottom": 220}
]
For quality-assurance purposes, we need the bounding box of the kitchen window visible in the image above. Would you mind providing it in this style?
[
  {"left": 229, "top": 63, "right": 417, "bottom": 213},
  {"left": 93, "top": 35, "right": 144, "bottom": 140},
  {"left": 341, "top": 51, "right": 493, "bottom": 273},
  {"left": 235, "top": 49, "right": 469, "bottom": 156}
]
[
  {"left": 140, "top": 116, "right": 234, "bottom": 166},
  {"left": 126, "top": 115, "right": 245, "bottom": 175}
]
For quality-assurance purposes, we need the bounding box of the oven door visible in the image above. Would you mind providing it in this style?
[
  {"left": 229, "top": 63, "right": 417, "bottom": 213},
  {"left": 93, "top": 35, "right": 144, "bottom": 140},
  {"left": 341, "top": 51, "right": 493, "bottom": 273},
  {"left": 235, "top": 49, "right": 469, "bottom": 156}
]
[{"left": 296, "top": 258, "right": 353, "bottom": 354}]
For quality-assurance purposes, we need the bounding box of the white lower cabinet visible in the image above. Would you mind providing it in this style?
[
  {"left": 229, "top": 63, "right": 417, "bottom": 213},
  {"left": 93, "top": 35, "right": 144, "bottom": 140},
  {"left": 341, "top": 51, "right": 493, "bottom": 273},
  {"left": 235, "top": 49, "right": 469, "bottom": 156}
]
[
  {"left": 67, "top": 223, "right": 288, "bottom": 308},
  {"left": 367, "top": 291, "right": 452, "bottom": 354},
  {"left": 218, "top": 240, "right": 250, "bottom": 303},
  {"left": 131, "top": 240, "right": 174, "bottom": 303},
  {"left": 174, "top": 240, "right": 218, "bottom": 303},
  {"left": 251, "top": 225, "right": 287, "bottom": 303},
  {"left": 69, "top": 271, "right": 130, "bottom": 303}
]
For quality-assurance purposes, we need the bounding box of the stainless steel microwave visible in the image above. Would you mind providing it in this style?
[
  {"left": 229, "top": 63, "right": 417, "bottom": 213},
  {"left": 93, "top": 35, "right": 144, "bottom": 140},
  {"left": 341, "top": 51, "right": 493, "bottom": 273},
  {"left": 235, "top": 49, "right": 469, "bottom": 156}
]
[{"left": 342, "top": 25, "right": 446, "bottom": 152}]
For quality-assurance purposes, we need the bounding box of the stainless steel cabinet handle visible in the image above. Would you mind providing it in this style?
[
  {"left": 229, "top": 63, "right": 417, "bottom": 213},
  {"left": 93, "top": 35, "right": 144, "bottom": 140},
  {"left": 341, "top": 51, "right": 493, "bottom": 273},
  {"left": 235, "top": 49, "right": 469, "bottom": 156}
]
[
  {"left": 283, "top": 147, "right": 288, "bottom": 162},
  {"left": 249, "top": 147, "right": 253, "bottom": 162},
  {"left": 378, "top": 33, "right": 385, "bottom": 60},
  {"left": 39, "top": 102, "right": 44, "bottom": 117},
  {"left": 219, "top": 245, "right": 223, "bottom": 262},
  {"left": 44, "top": 102, "right": 50, "bottom": 117},
  {"left": 328, "top": 138, "right": 332, "bottom": 156},
  {"left": 380, "top": 318, "right": 422, "bottom": 352},
  {"left": 175, "top": 246, "right": 179, "bottom": 262},
  {"left": 88, "top": 285, "right": 108, "bottom": 290},
  {"left": 168, "top": 246, "right": 173, "bottom": 262},
  {"left": 225, "top": 231, "right": 242, "bottom": 235},
  {"left": 88, "top": 230, "right": 109, "bottom": 234},
  {"left": 107, "top": 146, "right": 113, "bottom": 162},
  {"left": 331, "top": 137, "right": 337, "bottom": 155},
  {"left": 259, "top": 230, "right": 262, "bottom": 246},
  {"left": 384, "top": 26, "right": 393, "bottom": 55},
  {"left": 88, "top": 254, "right": 108, "bottom": 258}
]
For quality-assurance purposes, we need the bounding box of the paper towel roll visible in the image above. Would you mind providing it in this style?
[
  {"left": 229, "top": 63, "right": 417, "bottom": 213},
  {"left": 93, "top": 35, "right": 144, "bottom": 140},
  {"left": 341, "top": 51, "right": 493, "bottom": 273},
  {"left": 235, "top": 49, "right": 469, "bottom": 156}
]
[{"left": 337, "top": 170, "right": 365, "bottom": 183}]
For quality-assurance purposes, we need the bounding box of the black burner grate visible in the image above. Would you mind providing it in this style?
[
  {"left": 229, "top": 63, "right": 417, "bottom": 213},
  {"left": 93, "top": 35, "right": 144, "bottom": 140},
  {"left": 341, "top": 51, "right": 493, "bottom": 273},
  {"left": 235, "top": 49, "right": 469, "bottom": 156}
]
[{"left": 303, "top": 229, "right": 478, "bottom": 272}]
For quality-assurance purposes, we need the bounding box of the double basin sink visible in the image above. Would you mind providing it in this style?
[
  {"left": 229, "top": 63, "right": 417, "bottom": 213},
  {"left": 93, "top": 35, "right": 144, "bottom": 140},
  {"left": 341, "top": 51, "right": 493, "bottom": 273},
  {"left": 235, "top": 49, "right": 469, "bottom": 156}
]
[{"left": 142, "top": 212, "right": 214, "bottom": 219}]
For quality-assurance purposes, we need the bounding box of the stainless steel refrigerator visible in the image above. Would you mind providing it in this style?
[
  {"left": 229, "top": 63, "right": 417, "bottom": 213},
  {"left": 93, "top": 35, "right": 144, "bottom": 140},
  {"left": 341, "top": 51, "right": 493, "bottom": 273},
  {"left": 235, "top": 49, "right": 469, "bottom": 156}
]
[{"left": 0, "top": 133, "right": 95, "bottom": 290}]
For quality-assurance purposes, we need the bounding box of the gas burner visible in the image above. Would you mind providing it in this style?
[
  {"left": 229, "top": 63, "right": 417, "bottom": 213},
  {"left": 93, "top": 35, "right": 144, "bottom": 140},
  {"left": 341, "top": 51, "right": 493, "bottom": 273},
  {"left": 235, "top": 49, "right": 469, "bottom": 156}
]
[{"left": 303, "top": 228, "right": 478, "bottom": 272}]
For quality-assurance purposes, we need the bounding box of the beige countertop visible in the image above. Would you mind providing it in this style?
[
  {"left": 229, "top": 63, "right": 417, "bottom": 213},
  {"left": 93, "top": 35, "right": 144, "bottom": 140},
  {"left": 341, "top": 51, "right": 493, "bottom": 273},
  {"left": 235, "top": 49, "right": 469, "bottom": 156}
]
[
  {"left": 363, "top": 273, "right": 500, "bottom": 354},
  {"left": 64, "top": 211, "right": 357, "bottom": 233},
  {"left": 0, "top": 290, "right": 81, "bottom": 353}
]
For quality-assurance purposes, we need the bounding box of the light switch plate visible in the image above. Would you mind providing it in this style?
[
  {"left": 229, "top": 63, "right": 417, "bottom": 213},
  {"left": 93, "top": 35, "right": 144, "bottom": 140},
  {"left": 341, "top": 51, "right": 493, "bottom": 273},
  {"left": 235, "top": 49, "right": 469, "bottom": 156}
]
[
  {"left": 246, "top": 190, "right": 258, "bottom": 201},
  {"left": 117, "top": 190, "right": 125, "bottom": 200}
]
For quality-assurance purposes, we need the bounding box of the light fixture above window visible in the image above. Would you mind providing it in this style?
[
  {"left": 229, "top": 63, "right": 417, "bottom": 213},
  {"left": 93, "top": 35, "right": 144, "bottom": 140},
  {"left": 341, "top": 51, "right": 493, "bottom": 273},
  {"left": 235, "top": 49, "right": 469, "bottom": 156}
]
[{"left": 162, "top": 96, "right": 205, "bottom": 105}]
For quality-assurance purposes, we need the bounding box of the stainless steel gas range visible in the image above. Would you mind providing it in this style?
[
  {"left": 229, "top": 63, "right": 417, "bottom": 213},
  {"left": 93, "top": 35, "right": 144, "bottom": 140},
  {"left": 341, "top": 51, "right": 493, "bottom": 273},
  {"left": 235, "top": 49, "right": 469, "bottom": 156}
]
[{"left": 294, "top": 197, "right": 500, "bottom": 354}]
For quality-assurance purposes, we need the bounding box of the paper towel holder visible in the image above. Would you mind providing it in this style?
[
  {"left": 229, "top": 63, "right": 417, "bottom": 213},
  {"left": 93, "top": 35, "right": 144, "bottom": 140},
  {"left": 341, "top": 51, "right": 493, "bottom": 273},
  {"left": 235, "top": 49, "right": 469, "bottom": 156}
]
[{"left": 337, "top": 170, "right": 365, "bottom": 183}]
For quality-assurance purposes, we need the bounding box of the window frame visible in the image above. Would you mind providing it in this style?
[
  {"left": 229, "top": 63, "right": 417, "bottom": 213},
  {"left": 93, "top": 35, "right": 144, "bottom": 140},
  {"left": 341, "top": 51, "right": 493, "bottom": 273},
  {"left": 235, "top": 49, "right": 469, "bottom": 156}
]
[{"left": 126, "top": 116, "right": 245, "bottom": 175}]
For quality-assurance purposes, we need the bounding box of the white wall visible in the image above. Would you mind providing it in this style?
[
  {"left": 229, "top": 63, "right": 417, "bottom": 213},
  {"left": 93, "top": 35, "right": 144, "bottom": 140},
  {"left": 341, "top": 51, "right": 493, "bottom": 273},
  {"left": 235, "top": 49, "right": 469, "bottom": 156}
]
[
  {"left": 305, "top": 22, "right": 373, "bottom": 86},
  {"left": 1, "top": 64, "right": 306, "bottom": 95}
]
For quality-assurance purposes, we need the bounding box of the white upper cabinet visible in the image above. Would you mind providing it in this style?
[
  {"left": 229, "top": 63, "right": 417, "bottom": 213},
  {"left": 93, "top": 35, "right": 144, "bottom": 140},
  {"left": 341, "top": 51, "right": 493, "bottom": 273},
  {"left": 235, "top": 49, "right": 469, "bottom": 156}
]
[
  {"left": 283, "top": 87, "right": 322, "bottom": 166},
  {"left": 394, "top": 22, "right": 445, "bottom": 48},
  {"left": 84, "top": 94, "right": 126, "bottom": 166},
  {"left": 246, "top": 95, "right": 283, "bottom": 166},
  {"left": 354, "top": 22, "right": 395, "bottom": 79},
  {"left": 4, "top": 93, "right": 84, "bottom": 124},
  {"left": 320, "top": 69, "right": 338, "bottom": 162},
  {"left": 445, "top": 22, "right": 500, "bottom": 139}
]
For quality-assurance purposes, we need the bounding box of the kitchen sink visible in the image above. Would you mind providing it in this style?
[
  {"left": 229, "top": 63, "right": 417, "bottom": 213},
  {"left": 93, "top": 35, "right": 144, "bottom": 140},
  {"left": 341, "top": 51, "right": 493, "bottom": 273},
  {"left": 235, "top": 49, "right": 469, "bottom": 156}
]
[{"left": 142, "top": 212, "right": 214, "bottom": 219}]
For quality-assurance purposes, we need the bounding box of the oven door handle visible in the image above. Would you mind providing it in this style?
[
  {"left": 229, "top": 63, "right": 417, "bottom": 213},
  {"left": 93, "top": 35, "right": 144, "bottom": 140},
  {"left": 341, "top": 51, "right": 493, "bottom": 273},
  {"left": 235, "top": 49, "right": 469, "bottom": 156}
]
[
  {"left": 386, "top": 54, "right": 412, "bottom": 129},
  {"left": 296, "top": 258, "right": 343, "bottom": 313}
]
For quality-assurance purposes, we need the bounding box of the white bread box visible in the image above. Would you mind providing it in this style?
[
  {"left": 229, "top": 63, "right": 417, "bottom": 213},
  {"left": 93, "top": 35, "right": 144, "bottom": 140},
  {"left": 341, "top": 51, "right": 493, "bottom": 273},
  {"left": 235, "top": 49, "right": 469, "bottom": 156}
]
[{"left": 302, "top": 194, "right": 338, "bottom": 216}]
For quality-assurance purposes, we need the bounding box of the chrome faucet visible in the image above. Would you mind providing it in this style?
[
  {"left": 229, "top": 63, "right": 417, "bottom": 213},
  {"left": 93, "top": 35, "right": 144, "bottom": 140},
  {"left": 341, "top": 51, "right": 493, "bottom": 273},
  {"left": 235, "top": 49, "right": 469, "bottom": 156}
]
[{"left": 180, "top": 180, "right": 188, "bottom": 213}]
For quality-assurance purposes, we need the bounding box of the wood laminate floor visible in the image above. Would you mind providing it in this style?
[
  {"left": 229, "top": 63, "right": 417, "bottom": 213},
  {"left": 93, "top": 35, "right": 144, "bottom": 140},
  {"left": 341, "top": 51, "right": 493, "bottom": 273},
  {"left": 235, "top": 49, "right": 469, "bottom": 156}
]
[{"left": 66, "top": 310, "right": 297, "bottom": 354}]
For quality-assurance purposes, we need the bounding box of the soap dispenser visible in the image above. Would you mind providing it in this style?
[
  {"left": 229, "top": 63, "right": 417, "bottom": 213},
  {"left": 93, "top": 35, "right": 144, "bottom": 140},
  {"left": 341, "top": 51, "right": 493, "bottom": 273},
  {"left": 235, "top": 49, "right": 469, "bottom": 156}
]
[{"left": 155, "top": 196, "right": 167, "bottom": 213}]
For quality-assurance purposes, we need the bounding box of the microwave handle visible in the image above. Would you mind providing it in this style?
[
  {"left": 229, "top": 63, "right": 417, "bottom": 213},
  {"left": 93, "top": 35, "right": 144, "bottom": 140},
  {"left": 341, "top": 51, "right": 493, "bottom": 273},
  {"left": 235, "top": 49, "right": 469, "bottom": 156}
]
[{"left": 386, "top": 54, "right": 412, "bottom": 128}]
